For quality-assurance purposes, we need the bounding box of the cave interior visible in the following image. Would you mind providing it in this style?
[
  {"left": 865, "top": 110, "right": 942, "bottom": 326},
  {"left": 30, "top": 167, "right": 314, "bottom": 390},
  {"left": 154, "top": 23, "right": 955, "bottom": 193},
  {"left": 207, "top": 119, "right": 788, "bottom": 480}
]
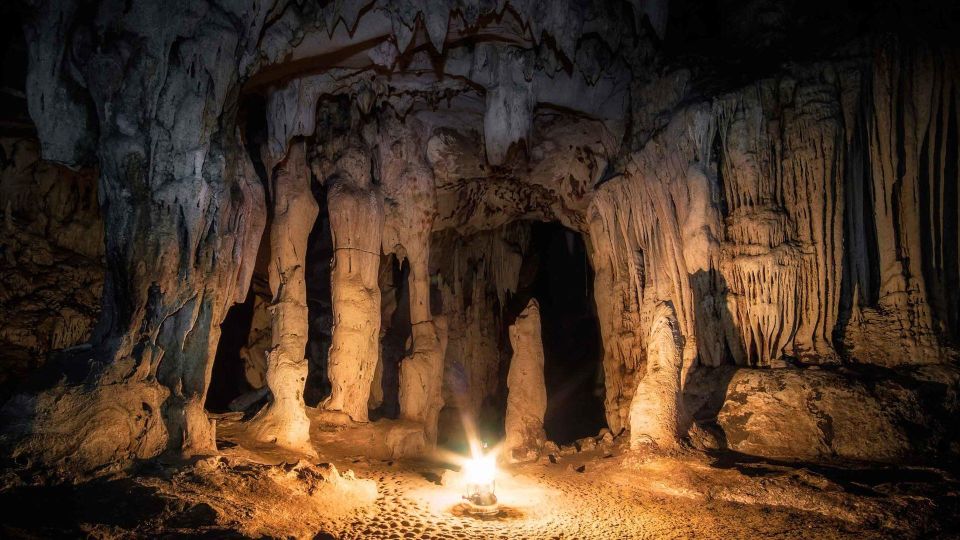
[{"left": 0, "top": 0, "right": 959, "bottom": 538}]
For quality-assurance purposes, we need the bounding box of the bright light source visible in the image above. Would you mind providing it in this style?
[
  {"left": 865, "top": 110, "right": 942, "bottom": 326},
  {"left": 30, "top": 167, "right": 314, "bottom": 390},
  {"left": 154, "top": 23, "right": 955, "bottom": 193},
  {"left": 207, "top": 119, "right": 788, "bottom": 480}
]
[
  {"left": 462, "top": 446, "right": 499, "bottom": 515},
  {"left": 463, "top": 451, "right": 496, "bottom": 487}
]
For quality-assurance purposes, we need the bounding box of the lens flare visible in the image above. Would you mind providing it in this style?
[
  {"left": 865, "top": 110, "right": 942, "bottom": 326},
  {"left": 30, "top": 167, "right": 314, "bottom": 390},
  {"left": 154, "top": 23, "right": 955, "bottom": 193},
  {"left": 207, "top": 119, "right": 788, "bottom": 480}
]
[{"left": 463, "top": 448, "right": 497, "bottom": 488}]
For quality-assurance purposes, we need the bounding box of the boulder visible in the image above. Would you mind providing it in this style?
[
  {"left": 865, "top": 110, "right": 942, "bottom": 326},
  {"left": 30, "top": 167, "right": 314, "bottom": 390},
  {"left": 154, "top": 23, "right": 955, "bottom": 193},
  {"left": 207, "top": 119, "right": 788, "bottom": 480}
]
[{"left": 716, "top": 365, "right": 960, "bottom": 462}]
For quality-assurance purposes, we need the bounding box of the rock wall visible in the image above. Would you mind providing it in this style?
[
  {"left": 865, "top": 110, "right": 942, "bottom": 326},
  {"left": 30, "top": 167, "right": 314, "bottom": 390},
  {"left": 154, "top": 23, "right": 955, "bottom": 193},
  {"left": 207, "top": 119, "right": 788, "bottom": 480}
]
[
  {"left": 0, "top": 137, "right": 103, "bottom": 399},
  {"left": 591, "top": 42, "right": 959, "bottom": 440}
]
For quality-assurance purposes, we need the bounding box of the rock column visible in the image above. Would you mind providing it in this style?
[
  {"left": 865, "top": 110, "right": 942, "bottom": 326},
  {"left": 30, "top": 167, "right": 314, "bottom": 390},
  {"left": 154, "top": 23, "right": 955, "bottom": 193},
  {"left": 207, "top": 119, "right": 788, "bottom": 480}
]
[
  {"left": 399, "top": 317, "right": 449, "bottom": 443},
  {"left": 504, "top": 299, "right": 547, "bottom": 462},
  {"left": 378, "top": 116, "right": 449, "bottom": 443},
  {"left": 323, "top": 146, "right": 384, "bottom": 423},
  {"left": 247, "top": 142, "right": 316, "bottom": 453}
]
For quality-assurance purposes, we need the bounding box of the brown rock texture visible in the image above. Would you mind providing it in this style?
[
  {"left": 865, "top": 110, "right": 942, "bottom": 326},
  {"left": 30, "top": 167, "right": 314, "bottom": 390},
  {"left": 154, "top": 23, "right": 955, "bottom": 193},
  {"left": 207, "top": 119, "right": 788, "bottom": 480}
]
[
  {"left": 0, "top": 138, "right": 102, "bottom": 398},
  {"left": 714, "top": 364, "right": 960, "bottom": 463},
  {"left": 629, "top": 302, "right": 685, "bottom": 450}
]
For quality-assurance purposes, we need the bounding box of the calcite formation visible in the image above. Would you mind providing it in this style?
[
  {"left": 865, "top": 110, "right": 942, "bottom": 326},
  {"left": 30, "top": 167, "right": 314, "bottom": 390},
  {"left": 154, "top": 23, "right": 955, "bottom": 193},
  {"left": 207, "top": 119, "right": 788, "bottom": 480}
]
[
  {"left": 246, "top": 142, "right": 316, "bottom": 453},
  {"left": 504, "top": 299, "right": 548, "bottom": 462},
  {"left": 1, "top": 0, "right": 957, "bottom": 479},
  {"left": 321, "top": 131, "right": 384, "bottom": 424},
  {"left": 629, "top": 302, "right": 684, "bottom": 450}
]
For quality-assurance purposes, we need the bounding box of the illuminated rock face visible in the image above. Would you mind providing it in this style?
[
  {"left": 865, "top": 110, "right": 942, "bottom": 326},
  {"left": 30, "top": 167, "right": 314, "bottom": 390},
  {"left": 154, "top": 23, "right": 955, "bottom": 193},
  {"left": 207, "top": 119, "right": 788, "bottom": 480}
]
[
  {"left": 504, "top": 300, "right": 548, "bottom": 462},
  {"left": 321, "top": 132, "right": 384, "bottom": 424},
  {"left": 245, "top": 143, "right": 316, "bottom": 453},
  {"left": 1, "top": 0, "right": 957, "bottom": 474}
]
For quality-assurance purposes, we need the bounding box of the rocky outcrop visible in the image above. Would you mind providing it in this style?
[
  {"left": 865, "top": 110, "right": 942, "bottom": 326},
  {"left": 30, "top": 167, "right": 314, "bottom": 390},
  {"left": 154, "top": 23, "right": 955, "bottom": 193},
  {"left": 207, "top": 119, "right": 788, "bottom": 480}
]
[
  {"left": 504, "top": 299, "right": 548, "bottom": 462},
  {"left": 0, "top": 137, "right": 103, "bottom": 399},
  {"left": 712, "top": 365, "right": 960, "bottom": 463}
]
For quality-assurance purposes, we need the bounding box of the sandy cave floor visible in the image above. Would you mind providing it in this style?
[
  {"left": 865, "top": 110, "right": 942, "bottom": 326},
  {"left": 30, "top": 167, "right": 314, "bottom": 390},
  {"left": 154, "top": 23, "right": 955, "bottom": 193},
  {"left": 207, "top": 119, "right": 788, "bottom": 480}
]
[{"left": 1, "top": 413, "right": 959, "bottom": 539}]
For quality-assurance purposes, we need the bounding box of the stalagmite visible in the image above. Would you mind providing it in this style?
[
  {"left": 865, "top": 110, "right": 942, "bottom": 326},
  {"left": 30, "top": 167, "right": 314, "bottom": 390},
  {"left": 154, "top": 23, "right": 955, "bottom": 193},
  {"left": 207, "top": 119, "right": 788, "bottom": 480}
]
[
  {"left": 247, "top": 142, "right": 316, "bottom": 453},
  {"left": 504, "top": 299, "right": 548, "bottom": 462},
  {"left": 321, "top": 135, "right": 384, "bottom": 423},
  {"left": 629, "top": 302, "right": 684, "bottom": 450},
  {"left": 398, "top": 318, "right": 449, "bottom": 443}
]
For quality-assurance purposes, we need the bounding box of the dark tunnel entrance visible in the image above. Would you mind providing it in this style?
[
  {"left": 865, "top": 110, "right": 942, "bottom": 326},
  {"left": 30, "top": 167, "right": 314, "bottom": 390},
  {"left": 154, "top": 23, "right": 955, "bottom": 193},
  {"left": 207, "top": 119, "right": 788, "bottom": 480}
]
[
  {"left": 372, "top": 255, "right": 412, "bottom": 420},
  {"left": 504, "top": 221, "right": 606, "bottom": 446},
  {"left": 207, "top": 289, "right": 257, "bottom": 413}
]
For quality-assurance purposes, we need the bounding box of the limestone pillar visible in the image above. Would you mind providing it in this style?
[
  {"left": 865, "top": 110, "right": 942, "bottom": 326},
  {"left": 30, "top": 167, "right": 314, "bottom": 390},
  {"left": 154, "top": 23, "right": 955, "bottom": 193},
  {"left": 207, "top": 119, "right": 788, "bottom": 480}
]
[
  {"left": 377, "top": 116, "right": 449, "bottom": 442},
  {"left": 504, "top": 299, "right": 547, "bottom": 462},
  {"left": 323, "top": 146, "right": 384, "bottom": 423},
  {"left": 247, "top": 142, "right": 317, "bottom": 453}
]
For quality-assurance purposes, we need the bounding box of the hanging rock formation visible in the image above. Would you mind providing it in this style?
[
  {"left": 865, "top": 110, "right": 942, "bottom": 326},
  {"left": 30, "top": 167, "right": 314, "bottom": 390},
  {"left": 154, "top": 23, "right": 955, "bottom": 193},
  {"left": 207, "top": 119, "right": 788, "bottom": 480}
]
[{"left": 504, "top": 299, "right": 548, "bottom": 462}]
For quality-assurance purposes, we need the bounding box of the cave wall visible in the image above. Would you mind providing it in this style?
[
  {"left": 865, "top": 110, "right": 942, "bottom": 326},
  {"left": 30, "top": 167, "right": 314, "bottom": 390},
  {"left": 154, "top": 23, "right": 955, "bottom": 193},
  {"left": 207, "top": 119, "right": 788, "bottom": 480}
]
[
  {"left": 0, "top": 137, "right": 103, "bottom": 399},
  {"left": 590, "top": 42, "right": 959, "bottom": 435}
]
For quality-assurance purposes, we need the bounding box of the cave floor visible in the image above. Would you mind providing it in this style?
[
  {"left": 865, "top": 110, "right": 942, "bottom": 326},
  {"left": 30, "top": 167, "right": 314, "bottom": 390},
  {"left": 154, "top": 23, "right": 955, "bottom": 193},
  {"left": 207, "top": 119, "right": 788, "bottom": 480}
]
[{"left": 1, "top": 414, "right": 958, "bottom": 539}]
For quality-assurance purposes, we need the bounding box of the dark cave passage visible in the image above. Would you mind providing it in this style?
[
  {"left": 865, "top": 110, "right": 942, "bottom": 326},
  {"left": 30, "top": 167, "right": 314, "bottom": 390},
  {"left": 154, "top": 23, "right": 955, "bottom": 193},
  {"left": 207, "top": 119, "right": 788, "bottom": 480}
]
[
  {"left": 374, "top": 254, "right": 411, "bottom": 420},
  {"left": 506, "top": 221, "right": 606, "bottom": 446},
  {"left": 207, "top": 176, "right": 335, "bottom": 413},
  {"left": 206, "top": 290, "right": 257, "bottom": 413},
  {"left": 304, "top": 180, "right": 334, "bottom": 407}
]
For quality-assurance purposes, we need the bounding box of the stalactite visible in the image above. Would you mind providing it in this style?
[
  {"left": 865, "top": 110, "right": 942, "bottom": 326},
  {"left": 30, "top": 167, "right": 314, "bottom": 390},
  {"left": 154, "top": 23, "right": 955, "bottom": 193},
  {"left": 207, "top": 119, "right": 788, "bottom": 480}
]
[{"left": 843, "top": 40, "right": 960, "bottom": 364}]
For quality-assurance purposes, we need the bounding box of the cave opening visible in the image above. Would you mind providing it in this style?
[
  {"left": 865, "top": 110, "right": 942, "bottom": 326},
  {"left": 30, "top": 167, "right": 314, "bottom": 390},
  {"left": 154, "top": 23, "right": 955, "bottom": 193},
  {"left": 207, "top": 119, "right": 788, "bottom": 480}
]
[
  {"left": 206, "top": 290, "right": 257, "bottom": 413},
  {"left": 207, "top": 154, "right": 337, "bottom": 413},
  {"left": 504, "top": 221, "right": 606, "bottom": 446}
]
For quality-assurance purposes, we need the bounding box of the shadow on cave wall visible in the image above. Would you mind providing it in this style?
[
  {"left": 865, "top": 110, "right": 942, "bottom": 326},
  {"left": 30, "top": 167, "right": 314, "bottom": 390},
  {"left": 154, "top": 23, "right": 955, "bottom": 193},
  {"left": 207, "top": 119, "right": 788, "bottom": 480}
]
[{"left": 682, "top": 268, "right": 739, "bottom": 450}]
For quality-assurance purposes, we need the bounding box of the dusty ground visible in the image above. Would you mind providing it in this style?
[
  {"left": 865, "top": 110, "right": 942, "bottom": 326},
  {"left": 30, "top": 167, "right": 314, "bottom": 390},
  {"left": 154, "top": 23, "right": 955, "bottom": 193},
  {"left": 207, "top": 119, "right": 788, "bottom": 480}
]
[{"left": 1, "top": 415, "right": 958, "bottom": 539}]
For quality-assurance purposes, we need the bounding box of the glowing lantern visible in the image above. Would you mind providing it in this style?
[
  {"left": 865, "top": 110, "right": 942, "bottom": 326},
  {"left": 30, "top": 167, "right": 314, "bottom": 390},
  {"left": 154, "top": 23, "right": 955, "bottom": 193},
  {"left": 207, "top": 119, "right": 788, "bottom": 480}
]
[{"left": 462, "top": 448, "right": 498, "bottom": 515}]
